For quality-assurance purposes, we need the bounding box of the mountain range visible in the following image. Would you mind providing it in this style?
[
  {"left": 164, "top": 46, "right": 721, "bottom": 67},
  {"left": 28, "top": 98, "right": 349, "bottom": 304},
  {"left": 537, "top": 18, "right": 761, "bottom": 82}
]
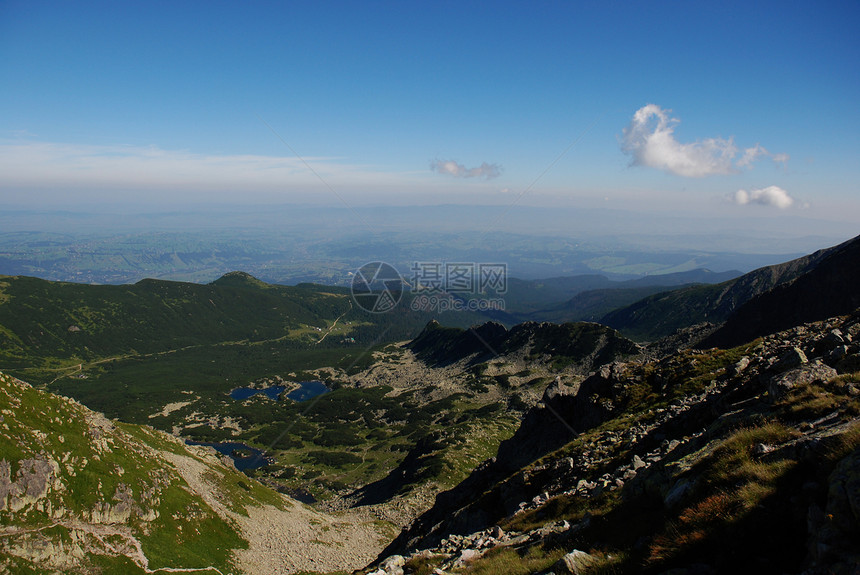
[{"left": 0, "top": 234, "right": 858, "bottom": 574}]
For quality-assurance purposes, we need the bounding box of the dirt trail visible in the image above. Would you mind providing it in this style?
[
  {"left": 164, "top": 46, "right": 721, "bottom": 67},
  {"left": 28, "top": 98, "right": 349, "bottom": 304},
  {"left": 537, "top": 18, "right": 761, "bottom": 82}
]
[{"left": 314, "top": 301, "right": 352, "bottom": 345}]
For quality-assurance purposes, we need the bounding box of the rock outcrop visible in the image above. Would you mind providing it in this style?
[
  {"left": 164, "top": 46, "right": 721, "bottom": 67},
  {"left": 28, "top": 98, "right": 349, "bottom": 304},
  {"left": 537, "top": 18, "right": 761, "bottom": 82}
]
[{"left": 370, "top": 310, "right": 860, "bottom": 574}]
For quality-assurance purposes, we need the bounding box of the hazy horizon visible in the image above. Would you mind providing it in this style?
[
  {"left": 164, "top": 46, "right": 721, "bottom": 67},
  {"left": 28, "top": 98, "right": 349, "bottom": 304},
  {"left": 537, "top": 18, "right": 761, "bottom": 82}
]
[{"left": 1, "top": 2, "right": 858, "bottom": 261}]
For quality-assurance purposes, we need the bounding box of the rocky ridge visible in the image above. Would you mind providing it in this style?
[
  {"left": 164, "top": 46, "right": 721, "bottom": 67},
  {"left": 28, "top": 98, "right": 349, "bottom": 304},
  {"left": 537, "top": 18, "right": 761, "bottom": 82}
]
[{"left": 368, "top": 310, "right": 860, "bottom": 574}]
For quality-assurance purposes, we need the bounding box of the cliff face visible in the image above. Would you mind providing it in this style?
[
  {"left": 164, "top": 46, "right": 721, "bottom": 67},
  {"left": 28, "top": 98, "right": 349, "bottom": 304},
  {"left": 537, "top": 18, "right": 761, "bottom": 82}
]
[{"left": 375, "top": 311, "right": 860, "bottom": 574}]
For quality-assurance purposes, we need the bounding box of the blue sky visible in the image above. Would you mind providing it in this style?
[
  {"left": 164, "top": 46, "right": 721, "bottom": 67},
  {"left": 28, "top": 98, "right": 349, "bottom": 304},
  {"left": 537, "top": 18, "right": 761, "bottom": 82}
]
[{"left": 1, "top": 1, "right": 858, "bottom": 228}]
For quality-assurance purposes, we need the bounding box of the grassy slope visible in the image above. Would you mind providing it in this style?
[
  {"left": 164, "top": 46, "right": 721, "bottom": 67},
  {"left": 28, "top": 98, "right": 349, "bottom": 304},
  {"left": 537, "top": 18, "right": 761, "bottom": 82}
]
[{"left": 0, "top": 370, "right": 289, "bottom": 574}]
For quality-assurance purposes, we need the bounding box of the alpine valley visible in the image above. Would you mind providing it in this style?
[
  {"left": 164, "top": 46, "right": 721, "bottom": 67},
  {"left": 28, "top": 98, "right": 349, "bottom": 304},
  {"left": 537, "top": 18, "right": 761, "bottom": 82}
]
[{"left": 1, "top": 235, "right": 859, "bottom": 575}]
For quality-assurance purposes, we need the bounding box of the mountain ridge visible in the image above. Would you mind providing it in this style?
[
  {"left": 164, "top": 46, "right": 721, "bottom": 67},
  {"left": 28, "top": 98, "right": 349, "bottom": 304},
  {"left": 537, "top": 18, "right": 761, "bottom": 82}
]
[{"left": 600, "top": 234, "right": 859, "bottom": 341}]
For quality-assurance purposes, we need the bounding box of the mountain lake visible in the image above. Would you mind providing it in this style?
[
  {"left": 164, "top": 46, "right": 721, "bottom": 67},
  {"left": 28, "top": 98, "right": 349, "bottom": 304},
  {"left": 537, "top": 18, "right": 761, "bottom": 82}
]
[{"left": 229, "top": 380, "right": 329, "bottom": 402}]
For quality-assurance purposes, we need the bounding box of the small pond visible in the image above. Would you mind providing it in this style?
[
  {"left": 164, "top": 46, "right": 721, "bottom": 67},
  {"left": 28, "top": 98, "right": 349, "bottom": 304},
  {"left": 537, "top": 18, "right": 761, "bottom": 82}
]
[
  {"left": 187, "top": 441, "right": 270, "bottom": 471},
  {"left": 229, "top": 381, "right": 329, "bottom": 402},
  {"left": 285, "top": 380, "right": 329, "bottom": 402}
]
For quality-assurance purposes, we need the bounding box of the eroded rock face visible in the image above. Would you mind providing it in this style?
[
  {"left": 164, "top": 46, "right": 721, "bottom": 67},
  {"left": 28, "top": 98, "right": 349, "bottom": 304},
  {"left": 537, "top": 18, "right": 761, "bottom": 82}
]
[
  {"left": 88, "top": 483, "right": 145, "bottom": 524},
  {"left": 1, "top": 528, "right": 89, "bottom": 571},
  {"left": 0, "top": 457, "right": 60, "bottom": 512},
  {"left": 772, "top": 346, "right": 808, "bottom": 373}
]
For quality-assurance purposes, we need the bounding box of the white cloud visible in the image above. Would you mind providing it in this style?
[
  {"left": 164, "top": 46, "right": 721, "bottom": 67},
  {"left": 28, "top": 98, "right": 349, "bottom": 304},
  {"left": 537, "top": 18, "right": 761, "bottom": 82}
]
[
  {"left": 430, "top": 159, "right": 501, "bottom": 179},
  {"left": 738, "top": 144, "right": 789, "bottom": 168},
  {"left": 737, "top": 144, "right": 767, "bottom": 168},
  {"left": 621, "top": 104, "right": 788, "bottom": 177},
  {"left": 733, "top": 185, "right": 796, "bottom": 209}
]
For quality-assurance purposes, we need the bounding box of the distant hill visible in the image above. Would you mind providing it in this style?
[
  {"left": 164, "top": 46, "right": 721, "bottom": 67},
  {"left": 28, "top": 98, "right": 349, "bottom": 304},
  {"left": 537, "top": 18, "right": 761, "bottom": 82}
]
[
  {"left": 525, "top": 285, "right": 688, "bottom": 323},
  {"left": 0, "top": 272, "right": 350, "bottom": 364},
  {"left": 700, "top": 234, "right": 860, "bottom": 348},
  {"left": 0, "top": 271, "right": 495, "bottom": 372},
  {"left": 501, "top": 275, "right": 617, "bottom": 313},
  {"left": 599, "top": 236, "right": 858, "bottom": 341},
  {"left": 501, "top": 269, "right": 740, "bottom": 324},
  {"left": 502, "top": 269, "right": 740, "bottom": 316}
]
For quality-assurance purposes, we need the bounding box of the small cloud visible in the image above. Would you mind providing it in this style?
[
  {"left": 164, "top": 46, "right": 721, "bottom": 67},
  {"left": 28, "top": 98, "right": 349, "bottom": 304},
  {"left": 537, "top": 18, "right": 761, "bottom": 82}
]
[
  {"left": 771, "top": 152, "right": 790, "bottom": 166},
  {"left": 430, "top": 159, "right": 501, "bottom": 179},
  {"left": 737, "top": 144, "right": 767, "bottom": 168},
  {"left": 621, "top": 104, "right": 787, "bottom": 177},
  {"left": 738, "top": 144, "right": 789, "bottom": 168},
  {"left": 733, "top": 185, "right": 796, "bottom": 209}
]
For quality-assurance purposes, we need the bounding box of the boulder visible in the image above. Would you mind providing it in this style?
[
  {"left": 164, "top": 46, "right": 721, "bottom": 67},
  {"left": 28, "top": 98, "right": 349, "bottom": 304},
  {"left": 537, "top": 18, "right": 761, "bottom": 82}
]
[
  {"left": 0, "top": 457, "right": 60, "bottom": 512},
  {"left": 727, "top": 356, "right": 750, "bottom": 377},
  {"left": 767, "top": 361, "right": 837, "bottom": 401},
  {"left": 664, "top": 477, "right": 695, "bottom": 510},
  {"left": 814, "top": 329, "right": 845, "bottom": 355},
  {"left": 374, "top": 554, "right": 406, "bottom": 575},
  {"left": 555, "top": 549, "right": 596, "bottom": 574},
  {"left": 772, "top": 347, "right": 808, "bottom": 373}
]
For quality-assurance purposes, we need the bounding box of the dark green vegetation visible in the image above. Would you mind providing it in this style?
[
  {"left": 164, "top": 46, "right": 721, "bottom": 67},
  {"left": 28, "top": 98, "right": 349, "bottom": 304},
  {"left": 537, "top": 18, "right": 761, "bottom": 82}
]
[
  {"left": 207, "top": 380, "right": 521, "bottom": 501},
  {"left": 0, "top": 272, "right": 511, "bottom": 501},
  {"left": 0, "top": 271, "right": 411, "bottom": 369},
  {"left": 0, "top": 271, "right": 478, "bottom": 412}
]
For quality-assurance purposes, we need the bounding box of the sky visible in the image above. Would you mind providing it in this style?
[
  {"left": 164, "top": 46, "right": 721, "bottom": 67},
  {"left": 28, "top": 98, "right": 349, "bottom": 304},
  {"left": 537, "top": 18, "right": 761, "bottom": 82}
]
[{"left": 1, "top": 1, "right": 859, "bottom": 232}]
